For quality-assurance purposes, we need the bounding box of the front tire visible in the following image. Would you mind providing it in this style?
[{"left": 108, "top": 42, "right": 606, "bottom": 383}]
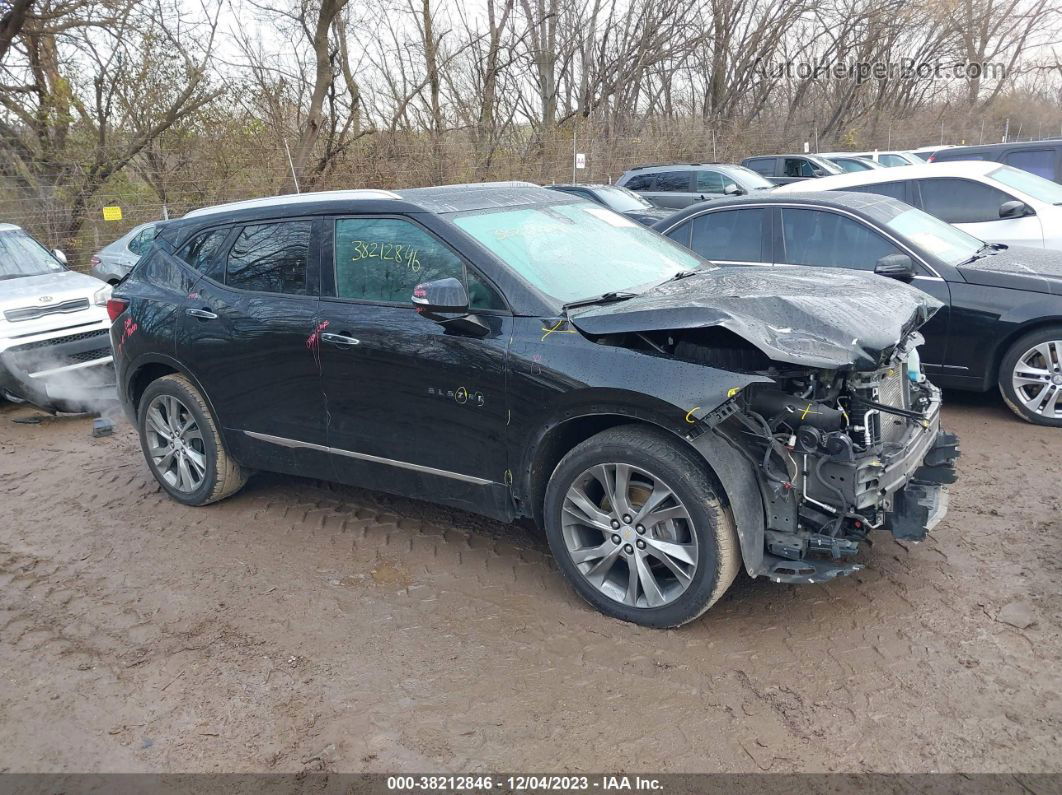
[
  {"left": 543, "top": 425, "right": 740, "bottom": 628},
  {"left": 999, "top": 326, "right": 1062, "bottom": 427},
  {"left": 137, "top": 374, "right": 248, "bottom": 505}
]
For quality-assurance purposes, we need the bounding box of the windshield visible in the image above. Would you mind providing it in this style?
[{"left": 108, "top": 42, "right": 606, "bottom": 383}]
[
  {"left": 0, "top": 229, "right": 64, "bottom": 280},
  {"left": 989, "top": 165, "right": 1062, "bottom": 204},
  {"left": 594, "top": 186, "right": 653, "bottom": 212},
  {"left": 884, "top": 207, "right": 984, "bottom": 265},
  {"left": 809, "top": 156, "right": 844, "bottom": 175},
  {"left": 727, "top": 166, "right": 774, "bottom": 189},
  {"left": 454, "top": 201, "right": 703, "bottom": 302}
]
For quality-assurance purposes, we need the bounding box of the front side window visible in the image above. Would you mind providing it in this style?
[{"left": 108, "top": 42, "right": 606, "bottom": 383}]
[
  {"left": 780, "top": 208, "right": 901, "bottom": 270},
  {"left": 696, "top": 171, "right": 726, "bottom": 193},
  {"left": 226, "top": 221, "right": 311, "bottom": 295},
  {"left": 784, "top": 158, "right": 814, "bottom": 178},
  {"left": 453, "top": 201, "right": 702, "bottom": 303},
  {"left": 654, "top": 172, "right": 691, "bottom": 192},
  {"left": 690, "top": 209, "right": 767, "bottom": 262},
  {"left": 917, "top": 178, "right": 1013, "bottom": 224},
  {"left": 334, "top": 217, "right": 503, "bottom": 310},
  {"left": 0, "top": 229, "right": 64, "bottom": 280}
]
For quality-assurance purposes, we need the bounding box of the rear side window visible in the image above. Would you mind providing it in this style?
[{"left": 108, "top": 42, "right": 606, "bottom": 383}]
[
  {"left": 226, "top": 221, "right": 311, "bottom": 295},
  {"left": 334, "top": 217, "right": 503, "bottom": 310},
  {"left": 917, "top": 178, "right": 1012, "bottom": 224},
  {"left": 177, "top": 227, "right": 231, "bottom": 282},
  {"left": 128, "top": 225, "right": 157, "bottom": 255},
  {"left": 696, "top": 171, "right": 726, "bottom": 193},
  {"left": 623, "top": 174, "right": 653, "bottom": 191},
  {"left": 690, "top": 209, "right": 767, "bottom": 262},
  {"left": 780, "top": 208, "right": 901, "bottom": 270},
  {"left": 842, "top": 181, "right": 908, "bottom": 202},
  {"left": 1004, "top": 149, "right": 1055, "bottom": 180},
  {"left": 654, "top": 172, "right": 691, "bottom": 192},
  {"left": 934, "top": 151, "right": 985, "bottom": 162},
  {"left": 744, "top": 158, "right": 774, "bottom": 176}
]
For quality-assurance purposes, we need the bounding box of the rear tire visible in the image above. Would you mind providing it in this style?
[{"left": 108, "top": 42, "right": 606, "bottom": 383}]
[
  {"left": 998, "top": 326, "right": 1062, "bottom": 427},
  {"left": 543, "top": 425, "right": 740, "bottom": 628},
  {"left": 137, "top": 374, "right": 248, "bottom": 505}
]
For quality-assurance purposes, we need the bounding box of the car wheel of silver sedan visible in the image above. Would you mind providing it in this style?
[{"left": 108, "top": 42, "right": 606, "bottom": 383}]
[{"left": 543, "top": 425, "right": 740, "bottom": 627}]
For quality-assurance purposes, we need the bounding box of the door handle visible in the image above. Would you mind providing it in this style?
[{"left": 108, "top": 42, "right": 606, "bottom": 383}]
[
  {"left": 320, "top": 332, "right": 359, "bottom": 347},
  {"left": 186, "top": 308, "right": 218, "bottom": 320}
]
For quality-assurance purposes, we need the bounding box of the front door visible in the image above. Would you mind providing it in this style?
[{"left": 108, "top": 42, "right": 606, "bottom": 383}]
[
  {"left": 176, "top": 218, "right": 331, "bottom": 477},
  {"left": 316, "top": 214, "right": 512, "bottom": 515}
]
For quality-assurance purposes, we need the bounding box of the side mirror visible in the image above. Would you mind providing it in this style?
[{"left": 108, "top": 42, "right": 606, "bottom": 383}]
[
  {"left": 999, "top": 200, "right": 1031, "bottom": 219},
  {"left": 723, "top": 183, "right": 743, "bottom": 196},
  {"left": 412, "top": 277, "right": 489, "bottom": 338},
  {"left": 53, "top": 249, "right": 67, "bottom": 265},
  {"left": 874, "top": 253, "right": 916, "bottom": 282},
  {"left": 412, "top": 277, "right": 469, "bottom": 315}
]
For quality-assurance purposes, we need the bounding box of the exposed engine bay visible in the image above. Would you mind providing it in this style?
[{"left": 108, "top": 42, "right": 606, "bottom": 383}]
[{"left": 695, "top": 331, "right": 960, "bottom": 583}]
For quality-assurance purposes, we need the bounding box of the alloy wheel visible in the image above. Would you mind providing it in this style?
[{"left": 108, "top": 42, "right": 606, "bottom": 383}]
[
  {"left": 145, "top": 394, "right": 207, "bottom": 493},
  {"left": 560, "top": 463, "right": 698, "bottom": 609},
  {"left": 1011, "top": 340, "right": 1062, "bottom": 419}
]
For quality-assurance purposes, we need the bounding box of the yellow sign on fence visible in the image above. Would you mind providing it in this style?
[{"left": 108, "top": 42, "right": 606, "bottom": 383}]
[{"left": 102, "top": 206, "right": 123, "bottom": 221}]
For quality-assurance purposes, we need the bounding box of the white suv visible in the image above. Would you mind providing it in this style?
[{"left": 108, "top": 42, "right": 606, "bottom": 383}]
[
  {"left": 0, "top": 223, "right": 115, "bottom": 411},
  {"left": 776, "top": 161, "right": 1062, "bottom": 250}
]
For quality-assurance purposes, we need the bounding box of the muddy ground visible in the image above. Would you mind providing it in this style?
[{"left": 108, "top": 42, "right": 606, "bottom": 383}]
[{"left": 0, "top": 391, "right": 1059, "bottom": 774}]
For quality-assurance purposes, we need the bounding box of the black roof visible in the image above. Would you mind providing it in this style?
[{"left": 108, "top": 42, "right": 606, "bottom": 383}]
[
  {"left": 935, "top": 138, "right": 1062, "bottom": 154},
  {"left": 395, "top": 181, "right": 565, "bottom": 213}
]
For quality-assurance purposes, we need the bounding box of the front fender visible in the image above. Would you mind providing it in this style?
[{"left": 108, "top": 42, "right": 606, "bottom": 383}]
[{"left": 688, "top": 427, "right": 766, "bottom": 577}]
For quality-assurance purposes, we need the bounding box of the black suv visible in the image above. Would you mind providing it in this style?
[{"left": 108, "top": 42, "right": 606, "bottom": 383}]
[
  {"left": 109, "top": 183, "right": 957, "bottom": 627},
  {"left": 928, "top": 139, "right": 1062, "bottom": 184}
]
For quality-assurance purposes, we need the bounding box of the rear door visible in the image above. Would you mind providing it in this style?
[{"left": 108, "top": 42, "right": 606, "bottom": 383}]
[
  {"left": 176, "top": 218, "right": 331, "bottom": 477},
  {"left": 664, "top": 207, "right": 772, "bottom": 267},
  {"left": 913, "top": 177, "right": 1044, "bottom": 248},
  {"left": 643, "top": 171, "right": 695, "bottom": 208},
  {"left": 774, "top": 206, "right": 952, "bottom": 371},
  {"left": 316, "top": 214, "right": 512, "bottom": 511}
]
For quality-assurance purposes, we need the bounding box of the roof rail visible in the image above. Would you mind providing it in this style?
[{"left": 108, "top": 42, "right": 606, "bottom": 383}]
[
  {"left": 184, "top": 189, "right": 401, "bottom": 219},
  {"left": 629, "top": 162, "right": 723, "bottom": 170}
]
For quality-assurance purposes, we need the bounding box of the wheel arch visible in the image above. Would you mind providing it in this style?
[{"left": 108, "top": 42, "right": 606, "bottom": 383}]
[
  {"left": 125, "top": 354, "right": 221, "bottom": 427},
  {"left": 521, "top": 411, "right": 765, "bottom": 577},
  {"left": 989, "top": 315, "right": 1062, "bottom": 389}
]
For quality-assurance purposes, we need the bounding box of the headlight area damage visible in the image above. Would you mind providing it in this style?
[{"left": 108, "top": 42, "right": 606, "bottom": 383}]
[{"left": 569, "top": 267, "right": 961, "bottom": 584}]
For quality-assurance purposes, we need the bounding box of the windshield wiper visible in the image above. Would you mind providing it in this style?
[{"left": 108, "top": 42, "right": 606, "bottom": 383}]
[
  {"left": 562, "top": 291, "right": 638, "bottom": 311},
  {"left": 957, "top": 243, "right": 994, "bottom": 266},
  {"left": 666, "top": 270, "right": 698, "bottom": 282}
]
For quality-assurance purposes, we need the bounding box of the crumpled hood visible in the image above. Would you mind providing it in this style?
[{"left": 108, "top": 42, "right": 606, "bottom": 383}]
[
  {"left": 957, "top": 245, "right": 1062, "bottom": 295},
  {"left": 569, "top": 266, "right": 941, "bottom": 371}
]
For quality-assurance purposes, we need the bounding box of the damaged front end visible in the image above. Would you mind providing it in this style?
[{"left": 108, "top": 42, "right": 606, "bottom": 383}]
[
  {"left": 569, "top": 266, "right": 960, "bottom": 584},
  {"left": 695, "top": 331, "right": 959, "bottom": 583}
]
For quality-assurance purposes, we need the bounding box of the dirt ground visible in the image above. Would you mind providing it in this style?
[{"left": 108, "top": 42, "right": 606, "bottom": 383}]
[{"left": 0, "top": 391, "right": 1059, "bottom": 774}]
